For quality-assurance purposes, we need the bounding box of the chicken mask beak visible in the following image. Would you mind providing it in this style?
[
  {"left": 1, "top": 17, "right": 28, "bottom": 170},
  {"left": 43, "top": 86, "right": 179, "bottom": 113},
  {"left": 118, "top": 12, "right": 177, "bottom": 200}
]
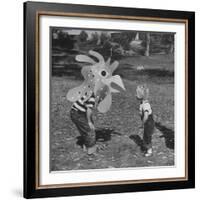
[{"left": 102, "top": 75, "right": 126, "bottom": 92}]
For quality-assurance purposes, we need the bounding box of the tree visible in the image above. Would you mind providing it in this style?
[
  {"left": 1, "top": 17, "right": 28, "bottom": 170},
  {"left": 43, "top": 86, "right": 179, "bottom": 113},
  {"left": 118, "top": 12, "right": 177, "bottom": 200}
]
[
  {"left": 101, "top": 41, "right": 113, "bottom": 58},
  {"left": 52, "top": 29, "right": 75, "bottom": 50},
  {"left": 112, "top": 31, "right": 136, "bottom": 50},
  {"left": 100, "top": 32, "right": 110, "bottom": 45},
  {"left": 79, "top": 30, "right": 88, "bottom": 42},
  {"left": 161, "top": 33, "right": 174, "bottom": 54},
  {"left": 145, "top": 32, "right": 150, "bottom": 56},
  {"left": 90, "top": 32, "right": 99, "bottom": 45}
]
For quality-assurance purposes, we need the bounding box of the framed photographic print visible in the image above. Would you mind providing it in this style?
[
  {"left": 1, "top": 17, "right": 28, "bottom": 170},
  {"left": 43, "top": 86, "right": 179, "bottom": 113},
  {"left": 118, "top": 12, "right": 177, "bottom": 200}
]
[{"left": 24, "top": 1, "right": 195, "bottom": 198}]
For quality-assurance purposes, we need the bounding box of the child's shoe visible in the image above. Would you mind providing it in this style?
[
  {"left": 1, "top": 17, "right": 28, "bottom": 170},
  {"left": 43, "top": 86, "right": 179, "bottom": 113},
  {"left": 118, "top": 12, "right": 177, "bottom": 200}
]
[
  {"left": 144, "top": 148, "right": 153, "bottom": 157},
  {"left": 87, "top": 145, "right": 97, "bottom": 155},
  {"left": 83, "top": 145, "right": 87, "bottom": 152}
]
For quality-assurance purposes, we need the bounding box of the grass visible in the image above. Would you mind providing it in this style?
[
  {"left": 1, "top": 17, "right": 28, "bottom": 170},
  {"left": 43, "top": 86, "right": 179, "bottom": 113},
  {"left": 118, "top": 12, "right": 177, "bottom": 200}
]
[{"left": 50, "top": 55, "right": 174, "bottom": 171}]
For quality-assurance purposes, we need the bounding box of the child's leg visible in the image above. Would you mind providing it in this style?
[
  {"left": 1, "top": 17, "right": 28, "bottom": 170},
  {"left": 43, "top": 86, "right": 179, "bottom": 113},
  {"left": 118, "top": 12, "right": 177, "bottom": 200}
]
[
  {"left": 70, "top": 109, "right": 96, "bottom": 152},
  {"left": 77, "top": 125, "right": 96, "bottom": 155},
  {"left": 78, "top": 125, "right": 96, "bottom": 155},
  {"left": 143, "top": 115, "right": 155, "bottom": 155}
]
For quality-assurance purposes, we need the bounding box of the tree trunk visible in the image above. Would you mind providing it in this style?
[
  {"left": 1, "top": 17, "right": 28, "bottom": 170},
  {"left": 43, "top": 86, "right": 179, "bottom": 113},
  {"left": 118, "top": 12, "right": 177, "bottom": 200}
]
[
  {"left": 145, "top": 32, "right": 150, "bottom": 56},
  {"left": 168, "top": 35, "right": 174, "bottom": 54},
  {"left": 135, "top": 32, "right": 139, "bottom": 40},
  {"left": 169, "top": 43, "right": 174, "bottom": 54}
]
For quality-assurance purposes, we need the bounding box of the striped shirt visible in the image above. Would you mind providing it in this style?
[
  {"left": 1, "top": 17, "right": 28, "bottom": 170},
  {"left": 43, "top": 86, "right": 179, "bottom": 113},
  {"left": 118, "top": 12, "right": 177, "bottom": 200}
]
[{"left": 72, "top": 93, "right": 95, "bottom": 112}]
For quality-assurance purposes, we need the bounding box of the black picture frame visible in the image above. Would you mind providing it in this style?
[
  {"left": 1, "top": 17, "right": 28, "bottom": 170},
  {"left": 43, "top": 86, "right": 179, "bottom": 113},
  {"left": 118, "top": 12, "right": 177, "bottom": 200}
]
[{"left": 24, "top": 1, "right": 195, "bottom": 198}]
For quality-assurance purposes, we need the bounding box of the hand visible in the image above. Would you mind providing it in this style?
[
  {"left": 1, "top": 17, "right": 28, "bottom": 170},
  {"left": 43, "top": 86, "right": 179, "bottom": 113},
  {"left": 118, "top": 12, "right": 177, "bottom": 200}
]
[{"left": 89, "top": 122, "right": 95, "bottom": 130}]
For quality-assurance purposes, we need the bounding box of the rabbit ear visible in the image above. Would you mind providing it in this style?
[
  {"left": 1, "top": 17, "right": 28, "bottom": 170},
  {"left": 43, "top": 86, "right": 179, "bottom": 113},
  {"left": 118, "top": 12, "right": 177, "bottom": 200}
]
[
  {"left": 106, "top": 57, "right": 111, "bottom": 66},
  {"left": 109, "top": 61, "right": 119, "bottom": 73},
  {"left": 89, "top": 50, "right": 105, "bottom": 64},
  {"left": 76, "top": 55, "right": 96, "bottom": 64}
]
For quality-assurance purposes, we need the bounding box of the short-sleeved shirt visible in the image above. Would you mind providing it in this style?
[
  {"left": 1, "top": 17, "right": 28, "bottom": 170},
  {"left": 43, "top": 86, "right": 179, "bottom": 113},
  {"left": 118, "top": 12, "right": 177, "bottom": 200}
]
[
  {"left": 72, "top": 93, "right": 95, "bottom": 112},
  {"left": 139, "top": 100, "right": 152, "bottom": 119}
]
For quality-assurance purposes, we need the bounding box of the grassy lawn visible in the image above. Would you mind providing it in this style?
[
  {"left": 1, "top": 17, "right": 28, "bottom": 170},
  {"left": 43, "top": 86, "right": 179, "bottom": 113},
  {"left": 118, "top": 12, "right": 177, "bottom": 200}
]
[{"left": 50, "top": 55, "right": 174, "bottom": 171}]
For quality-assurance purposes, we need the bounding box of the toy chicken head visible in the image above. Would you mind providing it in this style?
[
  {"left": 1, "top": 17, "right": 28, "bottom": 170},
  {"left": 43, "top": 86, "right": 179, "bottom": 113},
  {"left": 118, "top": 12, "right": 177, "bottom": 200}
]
[{"left": 67, "top": 50, "right": 125, "bottom": 113}]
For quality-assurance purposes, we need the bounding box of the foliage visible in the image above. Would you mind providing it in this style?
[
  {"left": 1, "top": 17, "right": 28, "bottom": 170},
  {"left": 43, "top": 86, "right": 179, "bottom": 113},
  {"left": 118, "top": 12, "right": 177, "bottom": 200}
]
[
  {"left": 161, "top": 33, "right": 174, "bottom": 45},
  {"left": 112, "top": 31, "right": 136, "bottom": 50},
  {"left": 79, "top": 30, "right": 88, "bottom": 42},
  {"left": 100, "top": 32, "right": 110, "bottom": 45},
  {"left": 89, "top": 32, "right": 99, "bottom": 44},
  {"left": 51, "top": 28, "right": 175, "bottom": 60},
  {"left": 52, "top": 28, "right": 75, "bottom": 50}
]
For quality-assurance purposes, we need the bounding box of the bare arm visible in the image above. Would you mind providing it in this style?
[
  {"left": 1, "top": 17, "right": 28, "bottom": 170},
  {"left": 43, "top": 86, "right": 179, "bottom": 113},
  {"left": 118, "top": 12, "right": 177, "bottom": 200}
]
[
  {"left": 143, "top": 111, "right": 149, "bottom": 124},
  {"left": 95, "top": 95, "right": 101, "bottom": 107},
  {"left": 87, "top": 107, "right": 95, "bottom": 130}
]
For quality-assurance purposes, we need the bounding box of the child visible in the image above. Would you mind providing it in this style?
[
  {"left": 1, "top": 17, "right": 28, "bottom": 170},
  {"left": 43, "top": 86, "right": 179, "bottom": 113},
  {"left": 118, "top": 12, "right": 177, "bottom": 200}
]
[
  {"left": 67, "top": 50, "right": 125, "bottom": 156},
  {"left": 70, "top": 92, "right": 97, "bottom": 155},
  {"left": 136, "top": 85, "right": 155, "bottom": 157}
]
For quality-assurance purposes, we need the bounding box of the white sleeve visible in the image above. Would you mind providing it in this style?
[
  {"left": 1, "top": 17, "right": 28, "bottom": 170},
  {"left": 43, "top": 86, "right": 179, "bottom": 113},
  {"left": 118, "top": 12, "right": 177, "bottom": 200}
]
[{"left": 143, "top": 103, "right": 152, "bottom": 113}]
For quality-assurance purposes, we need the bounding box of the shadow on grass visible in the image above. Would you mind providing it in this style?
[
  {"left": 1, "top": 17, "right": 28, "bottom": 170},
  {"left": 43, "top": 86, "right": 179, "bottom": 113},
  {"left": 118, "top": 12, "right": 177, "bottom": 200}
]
[
  {"left": 76, "top": 128, "right": 122, "bottom": 148},
  {"left": 155, "top": 122, "right": 174, "bottom": 149},
  {"left": 129, "top": 135, "right": 146, "bottom": 152},
  {"left": 130, "top": 122, "right": 174, "bottom": 151}
]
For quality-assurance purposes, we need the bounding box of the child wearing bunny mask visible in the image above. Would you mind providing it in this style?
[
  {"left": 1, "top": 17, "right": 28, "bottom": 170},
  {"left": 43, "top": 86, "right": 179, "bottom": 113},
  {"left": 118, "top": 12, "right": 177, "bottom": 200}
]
[{"left": 67, "top": 50, "right": 125, "bottom": 155}]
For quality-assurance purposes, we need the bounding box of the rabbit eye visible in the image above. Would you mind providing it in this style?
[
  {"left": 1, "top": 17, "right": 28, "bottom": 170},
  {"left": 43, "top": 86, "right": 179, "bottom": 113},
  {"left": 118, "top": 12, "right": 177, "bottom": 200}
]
[{"left": 101, "top": 70, "right": 107, "bottom": 77}]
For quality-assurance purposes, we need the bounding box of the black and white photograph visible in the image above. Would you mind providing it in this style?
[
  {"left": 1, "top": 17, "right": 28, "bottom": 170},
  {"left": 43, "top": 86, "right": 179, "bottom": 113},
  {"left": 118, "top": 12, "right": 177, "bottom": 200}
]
[
  {"left": 23, "top": 2, "right": 195, "bottom": 198},
  {"left": 50, "top": 27, "right": 175, "bottom": 171}
]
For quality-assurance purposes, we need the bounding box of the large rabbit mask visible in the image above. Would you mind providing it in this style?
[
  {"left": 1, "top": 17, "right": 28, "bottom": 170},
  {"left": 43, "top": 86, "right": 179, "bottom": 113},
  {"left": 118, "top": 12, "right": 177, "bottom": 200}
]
[{"left": 67, "top": 50, "right": 125, "bottom": 113}]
